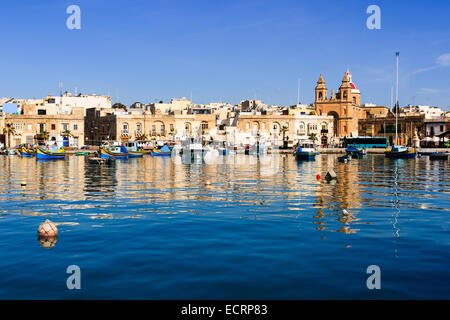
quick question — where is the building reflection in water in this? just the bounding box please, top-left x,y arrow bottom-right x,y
0,153 -> 448,236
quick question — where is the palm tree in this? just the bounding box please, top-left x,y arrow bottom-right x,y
62,129 -> 73,137
136,132 -> 148,141
2,123 -> 16,149
309,133 -> 318,143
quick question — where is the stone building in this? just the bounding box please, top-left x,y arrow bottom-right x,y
0,104 -> 85,147
358,111 -> 425,146
84,107 -> 216,145
294,114 -> 334,146
315,71 -> 366,137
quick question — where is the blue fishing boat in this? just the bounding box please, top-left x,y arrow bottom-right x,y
100,144 -> 129,159
151,145 -> 171,156
294,142 -> 318,161
124,141 -> 145,158
21,146 -> 36,157
36,146 -> 66,160
385,145 -> 416,159
338,154 -> 352,162
345,146 -> 366,158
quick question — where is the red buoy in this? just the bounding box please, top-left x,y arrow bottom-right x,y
316,174 -> 321,180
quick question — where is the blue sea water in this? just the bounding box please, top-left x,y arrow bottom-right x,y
0,154 -> 449,299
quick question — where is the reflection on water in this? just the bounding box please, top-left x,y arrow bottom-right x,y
0,154 -> 449,298
1,154 -> 449,230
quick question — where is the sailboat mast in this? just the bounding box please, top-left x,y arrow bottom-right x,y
395,52 -> 399,145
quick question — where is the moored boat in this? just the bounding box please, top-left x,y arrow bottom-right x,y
294,142 -> 318,161
100,145 -> 129,159
36,146 -> 66,160
384,145 -> 416,159
151,145 -> 171,156
338,154 -> 352,162
21,146 -> 36,157
124,141 -> 145,158
345,146 -> 365,158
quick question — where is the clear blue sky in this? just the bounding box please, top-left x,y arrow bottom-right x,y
1,0 -> 449,108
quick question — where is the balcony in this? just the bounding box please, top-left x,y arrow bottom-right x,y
321,129 -> 328,134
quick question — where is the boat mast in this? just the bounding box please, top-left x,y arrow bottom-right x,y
395,52 -> 399,145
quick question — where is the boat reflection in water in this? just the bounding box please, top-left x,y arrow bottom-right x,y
1,152 -> 449,299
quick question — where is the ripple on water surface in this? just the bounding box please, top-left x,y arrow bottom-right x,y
0,154 -> 449,299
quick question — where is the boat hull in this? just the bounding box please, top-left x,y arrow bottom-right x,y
127,150 -> 145,158
384,151 -> 416,159
21,147 -> 35,157
100,148 -> 128,159
295,152 -> 316,161
151,148 -> 171,156
36,147 -> 66,160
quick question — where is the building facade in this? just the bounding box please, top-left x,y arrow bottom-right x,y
0,104 -> 85,148
315,71 -> 366,137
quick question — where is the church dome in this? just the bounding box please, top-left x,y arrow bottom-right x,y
345,70 -> 360,94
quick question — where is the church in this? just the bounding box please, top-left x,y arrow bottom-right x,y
315,71 -> 366,137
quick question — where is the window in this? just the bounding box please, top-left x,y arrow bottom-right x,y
51,124 -> 56,130
170,124 -> 174,131
318,92 -> 323,99
440,125 -> 444,132
201,122 -> 208,130
12,123 -> 23,131
136,123 -> 142,134
161,124 -> 165,135
37,109 -> 46,115
122,123 -> 129,135
343,91 -> 348,99
28,124 -> 32,131
262,123 -> 266,129
73,124 -> 78,131
62,123 -> 68,131
246,122 -> 250,130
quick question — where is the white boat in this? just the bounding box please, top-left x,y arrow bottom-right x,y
294,142 -> 318,161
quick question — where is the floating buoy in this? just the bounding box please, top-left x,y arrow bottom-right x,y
316,174 -> 321,180
21,181 -> 27,186
343,209 -> 349,215
325,169 -> 337,181
205,180 -> 211,186
37,219 -> 58,237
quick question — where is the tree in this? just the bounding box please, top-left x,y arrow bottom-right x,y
135,132 -> 148,141
309,133 -> 318,143
62,129 -> 73,137
112,103 -> 127,111
130,102 -> 142,109
2,123 -> 16,149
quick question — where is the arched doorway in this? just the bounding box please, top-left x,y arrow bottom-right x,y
328,111 -> 339,137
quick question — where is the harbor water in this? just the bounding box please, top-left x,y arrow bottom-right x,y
0,154 -> 449,299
